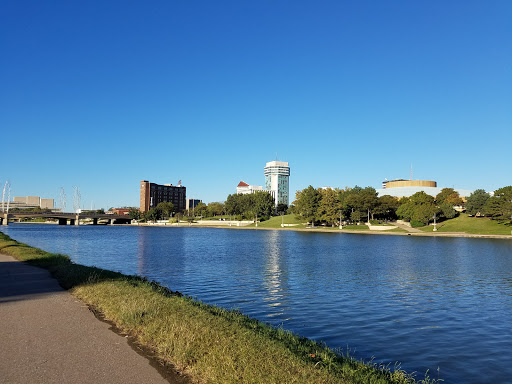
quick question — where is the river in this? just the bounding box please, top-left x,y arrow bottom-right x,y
2,224 -> 511,383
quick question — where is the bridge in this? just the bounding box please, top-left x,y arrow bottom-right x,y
0,212 -> 133,226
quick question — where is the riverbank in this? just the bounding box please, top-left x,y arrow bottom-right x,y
0,231 -> 435,384
133,221 -> 512,240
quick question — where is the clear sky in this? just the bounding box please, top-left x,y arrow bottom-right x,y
1,1 -> 511,211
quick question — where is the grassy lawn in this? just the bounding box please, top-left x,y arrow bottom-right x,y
419,214 -> 512,235
341,224 -> 370,231
0,231 -> 437,384
246,214 -> 305,228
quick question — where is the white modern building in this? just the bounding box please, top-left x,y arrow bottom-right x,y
264,161 -> 290,207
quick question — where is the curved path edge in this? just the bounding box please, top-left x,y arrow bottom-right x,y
0,253 -> 187,384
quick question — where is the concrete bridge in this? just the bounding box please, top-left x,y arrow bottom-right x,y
0,212 -> 133,226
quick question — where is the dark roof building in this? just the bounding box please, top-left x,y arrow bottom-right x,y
140,180 -> 186,213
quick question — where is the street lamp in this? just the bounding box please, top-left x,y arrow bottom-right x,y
433,213 -> 437,231
339,211 -> 343,230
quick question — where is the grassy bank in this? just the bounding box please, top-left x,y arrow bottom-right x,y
0,232 -> 435,384
419,213 -> 512,235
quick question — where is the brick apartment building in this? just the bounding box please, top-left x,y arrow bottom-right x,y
140,180 -> 186,213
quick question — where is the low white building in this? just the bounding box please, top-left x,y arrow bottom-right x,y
236,181 -> 263,195
236,181 -> 276,201
376,186 -> 473,199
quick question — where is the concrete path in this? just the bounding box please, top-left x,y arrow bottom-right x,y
0,254 -> 186,384
391,221 -> 424,233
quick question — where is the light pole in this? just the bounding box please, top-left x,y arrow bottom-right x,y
281,212 -> 284,227
255,214 -> 258,227
339,211 -> 343,230
433,213 -> 437,232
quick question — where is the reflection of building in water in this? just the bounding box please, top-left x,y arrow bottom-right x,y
263,231 -> 289,317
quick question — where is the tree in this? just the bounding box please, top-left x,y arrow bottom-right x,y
436,188 -> 464,207
293,186 -> 320,226
343,187 -> 365,224
128,208 -> 141,220
156,202 -> 174,218
147,208 -> 161,222
465,189 -> 490,216
360,187 -> 379,222
439,202 -> 457,219
253,191 -> 275,219
194,203 -> 208,217
207,202 -> 225,217
396,191 -> 438,226
317,188 -> 340,226
374,195 -> 400,221
276,203 -> 288,214
484,186 -> 512,223
225,194 -> 244,216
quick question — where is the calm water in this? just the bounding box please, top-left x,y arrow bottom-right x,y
3,224 -> 512,383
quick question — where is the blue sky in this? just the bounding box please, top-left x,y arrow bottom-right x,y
1,1 -> 511,211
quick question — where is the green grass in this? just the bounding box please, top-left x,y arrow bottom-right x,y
246,214 -> 305,228
387,228 -> 409,233
418,214 -> 512,235
341,224 -> 370,231
0,231 -> 438,384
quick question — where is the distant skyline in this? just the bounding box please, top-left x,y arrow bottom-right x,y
1,1 -> 511,210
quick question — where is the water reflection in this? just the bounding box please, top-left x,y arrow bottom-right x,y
262,230 -> 289,319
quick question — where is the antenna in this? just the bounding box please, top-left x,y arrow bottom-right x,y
73,186 -> 81,213
59,187 -> 66,212
275,152 -> 278,161
410,164 -> 413,181
2,181 -> 6,212
2,181 -> 11,213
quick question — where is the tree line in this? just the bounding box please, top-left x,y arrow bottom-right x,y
293,185 -> 512,227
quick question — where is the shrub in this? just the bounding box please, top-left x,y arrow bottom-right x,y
411,220 -> 425,228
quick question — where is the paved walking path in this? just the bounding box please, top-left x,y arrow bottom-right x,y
0,254 -> 184,384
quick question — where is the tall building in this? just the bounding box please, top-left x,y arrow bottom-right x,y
140,180 -> 186,213
264,161 -> 290,207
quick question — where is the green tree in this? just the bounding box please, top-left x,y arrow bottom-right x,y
465,189 -> 490,216
396,192 -> 438,226
374,195 -> 400,221
317,188 -> 340,226
343,187 -> 365,223
194,203 -> 208,217
147,208 -> 161,222
207,202 -> 225,217
293,186 -> 320,226
360,187 -> 379,222
436,188 -> 464,207
276,203 -> 288,214
225,194 -> 242,215
156,202 -> 174,218
253,191 -> 275,219
484,186 -> 512,223
128,208 -> 141,220
439,202 -> 457,219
